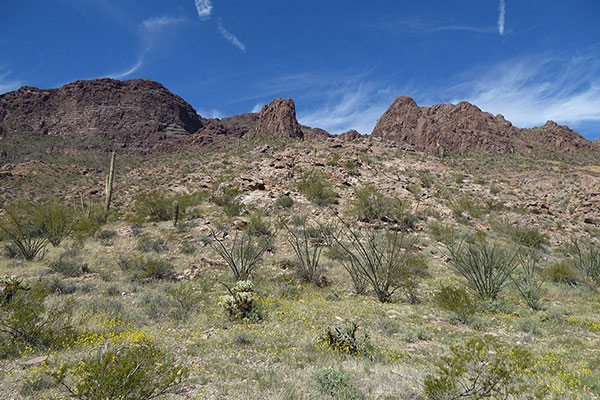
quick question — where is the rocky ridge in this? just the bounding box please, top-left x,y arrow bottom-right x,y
371,95 -> 597,156
0,78 -> 205,143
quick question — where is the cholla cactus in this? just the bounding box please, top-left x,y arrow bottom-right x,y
1,276 -> 28,305
219,280 -> 261,321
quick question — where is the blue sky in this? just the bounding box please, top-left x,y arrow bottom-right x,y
1,1 -> 599,139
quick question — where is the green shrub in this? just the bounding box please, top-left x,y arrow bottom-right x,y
284,220 -> 327,286
30,198 -> 75,246
43,276 -> 77,295
448,241 -> 518,299
209,229 -> 273,280
429,221 -> 456,246
0,282 -> 72,349
246,210 -> 272,237
312,367 -> 363,399
329,224 -> 422,303
219,280 -> 263,321
567,239 -> 600,285
47,249 -> 89,277
434,284 -> 476,324
512,250 -> 546,310
74,203 -> 106,236
509,225 -> 548,250
0,205 -> 49,261
275,195 -> 294,209
133,190 -> 173,222
297,169 -> 338,206
52,335 -> 188,400
352,186 -> 412,229
318,320 -> 371,355
1,276 -> 28,305
544,260 -> 578,285
424,336 -> 533,400
211,186 -> 244,217
136,236 -> 170,253
118,255 -> 175,282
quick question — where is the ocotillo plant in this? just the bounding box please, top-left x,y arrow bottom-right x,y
172,200 -> 179,227
104,151 -> 116,222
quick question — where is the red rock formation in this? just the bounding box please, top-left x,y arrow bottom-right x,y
0,78 -> 204,140
523,120 -> 596,153
338,129 -> 363,141
252,98 -> 303,139
371,96 -> 521,154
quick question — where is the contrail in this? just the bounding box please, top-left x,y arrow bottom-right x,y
498,0 -> 506,35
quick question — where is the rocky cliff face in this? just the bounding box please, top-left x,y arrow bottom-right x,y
0,78 -> 205,141
371,96 -> 597,156
371,96 -> 521,154
252,98 -> 304,139
522,120 -> 596,153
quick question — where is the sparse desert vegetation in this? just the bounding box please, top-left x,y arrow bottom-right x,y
1,134 -> 600,400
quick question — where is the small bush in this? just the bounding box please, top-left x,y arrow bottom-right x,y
43,277 -> 77,295
133,190 -> 173,222
429,221 -> 456,246
0,282 -> 72,349
544,260 -> 578,285
297,169 -> 338,206
0,205 -> 49,261
352,186 -> 413,229
275,195 -> 294,209
31,198 -> 75,246
246,210 -> 272,237
312,367 -> 363,400
136,236 -> 170,253
434,284 -> 476,324
118,255 -> 175,282
318,320 -> 371,355
212,186 -> 244,217
329,223 -> 422,303
284,220 -> 328,286
448,241 -> 518,299
209,229 -> 273,280
52,334 -> 188,400
424,336 -> 533,400
47,249 -> 89,277
567,239 -> 600,285
512,250 -> 546,310
219,280 -> 263,321
509,225 -> 548,250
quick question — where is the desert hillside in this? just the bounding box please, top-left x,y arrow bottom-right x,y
0,79 -> 599,399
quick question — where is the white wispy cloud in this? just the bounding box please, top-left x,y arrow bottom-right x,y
389,18 -> 496,34
197,108 -> 224,119
446,52 -> 600,127
108,15 -> 184,79
109,58 -> 144,79
194,0 -> 213,20
142,16 -> 185,31
298,83 -> 393,134
498,0 -> 506,35
217,22 -> 246,51
0,68 -> 22,94
251,103 -> 263,113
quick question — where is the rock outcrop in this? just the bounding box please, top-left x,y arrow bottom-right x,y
522,120 -> 596,153
371,96 -> 597,156
371,96 -> 520,154
252,98 -> 303,139
0,78 -> 204,141
338,129 -> 363,141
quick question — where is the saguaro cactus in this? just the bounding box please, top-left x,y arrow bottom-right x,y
172,200 -> 179,227
104,151 -> 116,222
